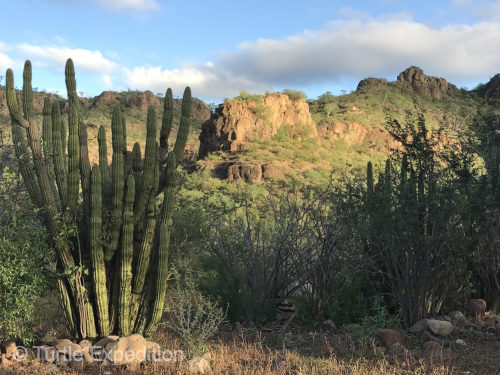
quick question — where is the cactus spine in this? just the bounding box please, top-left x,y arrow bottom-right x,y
6,58 -> 191,339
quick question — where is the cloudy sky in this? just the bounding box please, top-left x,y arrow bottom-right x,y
1,0 -> 500,101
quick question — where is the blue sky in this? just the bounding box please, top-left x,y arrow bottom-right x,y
1,0 -> 500,102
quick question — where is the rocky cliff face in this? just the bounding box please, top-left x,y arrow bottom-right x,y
198,94 -> 317,158
397,67 -> 457,99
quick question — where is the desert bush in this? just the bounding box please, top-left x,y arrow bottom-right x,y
0,152 -> 53,343
200,183 -> 363,325
162,286 -> 226,355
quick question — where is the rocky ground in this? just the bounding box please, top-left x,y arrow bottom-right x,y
0,303 -> 499,374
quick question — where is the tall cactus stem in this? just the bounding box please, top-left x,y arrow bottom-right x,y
65,59 -> 80,212
118,174 -> 135,336
159,88 -> 173,160
52,102 -> 68,206
105,106 -> 125,262
90,165 -> 110,336
172,87 -> 191,166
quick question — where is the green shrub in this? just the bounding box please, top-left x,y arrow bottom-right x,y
162,287 -> 226,355
282,89 -> 307,101
0,164 -> 53,343
358,296 -> 402,339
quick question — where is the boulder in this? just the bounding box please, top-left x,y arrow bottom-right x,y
469,299 -> 487,320
375,328 -> 410,349
409,319 -> 428,333
54,339 -> 82,356
427,319 -> 454,337
94,335 -> 119,349
78,339 -> 92,353
0,354 -> 12,367
3,342 -> 17,360
448,311 -> 474,328
105,334 -> 156,365
188,355 -> 211,374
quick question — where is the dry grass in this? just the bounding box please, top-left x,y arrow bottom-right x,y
2,328 -> 499,375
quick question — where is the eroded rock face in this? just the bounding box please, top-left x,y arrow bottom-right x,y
127,90 -> 161,111
199,94 -> 317,158
397,67 -> 457,99
92,91 -> 120,109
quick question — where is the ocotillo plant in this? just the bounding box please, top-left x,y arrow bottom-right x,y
5,59 -> 191,339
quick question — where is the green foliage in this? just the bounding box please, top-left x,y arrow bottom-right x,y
233,90 -> 265,103
0,163 -> 52,343
282,89 -> 307,101
359,296 -> 402,339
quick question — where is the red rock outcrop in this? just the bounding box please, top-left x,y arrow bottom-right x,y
199,94 -> 317,158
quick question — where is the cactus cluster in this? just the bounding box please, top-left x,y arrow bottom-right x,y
6,59 -> 191,339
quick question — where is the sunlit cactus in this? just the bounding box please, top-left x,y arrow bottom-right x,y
5,59 -> 191,339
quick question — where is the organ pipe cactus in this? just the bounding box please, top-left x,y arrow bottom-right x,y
6,59 -> 191,339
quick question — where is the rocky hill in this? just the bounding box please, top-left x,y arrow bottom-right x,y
2,67 -> 499,185
196,67 -> 495,184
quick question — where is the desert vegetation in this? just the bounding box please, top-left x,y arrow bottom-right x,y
0,60 -> 500,374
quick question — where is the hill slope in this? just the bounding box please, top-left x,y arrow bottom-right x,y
195,67 -> 492,184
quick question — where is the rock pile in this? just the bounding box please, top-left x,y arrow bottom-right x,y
375,299 -> 498,356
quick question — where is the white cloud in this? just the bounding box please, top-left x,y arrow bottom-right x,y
122,17 -> 500,99
102,74 -> 113,88
17,44 -> 118,73
0,53 -> 13,74
0,42 -> 12,73
122,63 -> 268,98
93,0 -> 160,11
6,15 -> 500,100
